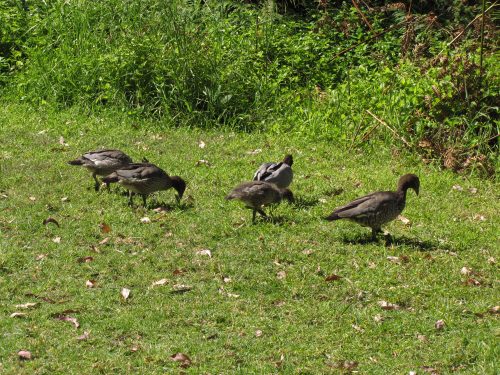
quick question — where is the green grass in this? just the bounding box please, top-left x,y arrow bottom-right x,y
0,104 -> 498,374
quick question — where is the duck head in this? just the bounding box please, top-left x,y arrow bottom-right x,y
397,174 -> 420,196
171,176 -> 186,202
283,154 -> 293,166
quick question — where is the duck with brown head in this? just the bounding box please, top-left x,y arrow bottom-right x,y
102,163 -> 186,206
226,181 -> 294,224
325,174 -> 420,240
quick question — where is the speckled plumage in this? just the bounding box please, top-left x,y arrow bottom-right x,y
102,163 -> 186,206
325,174 -> 420,239
68,149 -> 133,191
226,181 -> 294,223
253,154 -> 293,188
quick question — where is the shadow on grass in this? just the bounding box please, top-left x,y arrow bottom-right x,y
148,200 -> 194,212
293,196 -> 320,209
340,234 -> 449,251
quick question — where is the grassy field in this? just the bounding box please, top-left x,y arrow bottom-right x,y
0,104 -> 498,374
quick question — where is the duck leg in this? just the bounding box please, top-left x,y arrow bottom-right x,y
92,173 -> 100,192
141,194 -> 147,207
128,192 -> 135,206
252,209 -> 257,224
371,228 -> 383,241
257,208 -> 267,218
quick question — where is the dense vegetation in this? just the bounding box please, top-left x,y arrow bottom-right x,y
0,0 -> 498,172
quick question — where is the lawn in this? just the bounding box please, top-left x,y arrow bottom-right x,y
0,104 -> 498,374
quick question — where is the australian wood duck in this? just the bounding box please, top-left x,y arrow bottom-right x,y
253,154 -> 293,188
102,163 -> 186,206
68,149 -> 133,191
325,174 -> 420,240
226,181 -> 294,223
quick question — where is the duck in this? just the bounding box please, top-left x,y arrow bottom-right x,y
68,149 -> 133,191
325,174 -> 420,240
253,154 -> 293,188
102,163 -> 186,206
226,181 -> 294,223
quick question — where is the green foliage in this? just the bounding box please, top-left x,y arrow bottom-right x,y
1,0 -> 498,171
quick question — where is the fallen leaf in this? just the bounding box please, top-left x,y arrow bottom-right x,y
325,274 -> 342,282
151,278 -> 169,287
130,345 -> 139,352
398,215 -> 411,225
472,214 -> 486,221
29,196 -> 36,201
487,257 -> 496,264
422,366 -> 439,374
61,197 -> 69,202
196,249 -> 212,257
52,236 -> 61,244
277,271 -> 286,280
99,237 -> 110,245
302,249 -> 314,255
172,269 -> 184,276
171,352 -> 192,368
343,361 -> 358,371
352,324 -> 364,332
223,276 -> 231,283
246,148 -> 262,155
198,140 -> 206,148
55,315 -> 80,328
255,330 -> 263,337
140,217 -> 151,224
368,262 -> 376,269
378,300 -> 400,310
77,331 -> 90,341
373,314 -> 384,323
435,319 -> 445,330
488,306 -> 499,314
99,222 -> 111,233
121,288 -> 131,300
43,217 -> 60,227
417,334 -> 428,342
18,350 -> 32,360
195,159 -> 211,167
465,277 -> 481,286
15,302 -> 38,309
35,253 -> 47,261
59,136 -> 69,146
452,185 -> 463,191
85,280 -> 96,288
10,312 -> 27,318
409,371 -> 417,375
468,187 -> 478,194
387,255 -> 410,264
77,256 -> 94,263
171,284 -> 192,293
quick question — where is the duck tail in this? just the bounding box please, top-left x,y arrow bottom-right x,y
324,212 -> 340,221
68,158 -> 84,166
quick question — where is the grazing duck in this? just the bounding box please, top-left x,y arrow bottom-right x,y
253,154 -> 293,188
102,163 -> 186,206
325,174 -> 420,240
68,149 -> 133,191
226,181 -> 294,223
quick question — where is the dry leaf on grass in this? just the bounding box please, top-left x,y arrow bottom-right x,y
99,222 -> 112,233
325,274 -> 342,282
18,350 -> 32,360
255,330 -> 263,337
55,315 -> 80,328
151,278 -> 169,287
246,148 -> 262,155
195,159 -> 211,167
121,288 -> 131,300
277,271 -> 286,280
36,254 -> 48,261
59,136 -> 69,146
77,256 -> 94,263
196,249 -> 212,257
435,319 -> 445,330
140,217 -> 151,224
198,140 -> 206,148
460,266 -> 472,275
29,196 -> 36,201
43,217 -> 60,227
378,300 -> 401,310
387,255 -> 409,264
85,280 -> 96,288
15,302 -> 38,309
170,352 -> 192,368
171,284 -> 192,293
10,312 -> 27,318
76,331 -> 90,341
398,215 -> 411,225
52,236 -> 61,244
